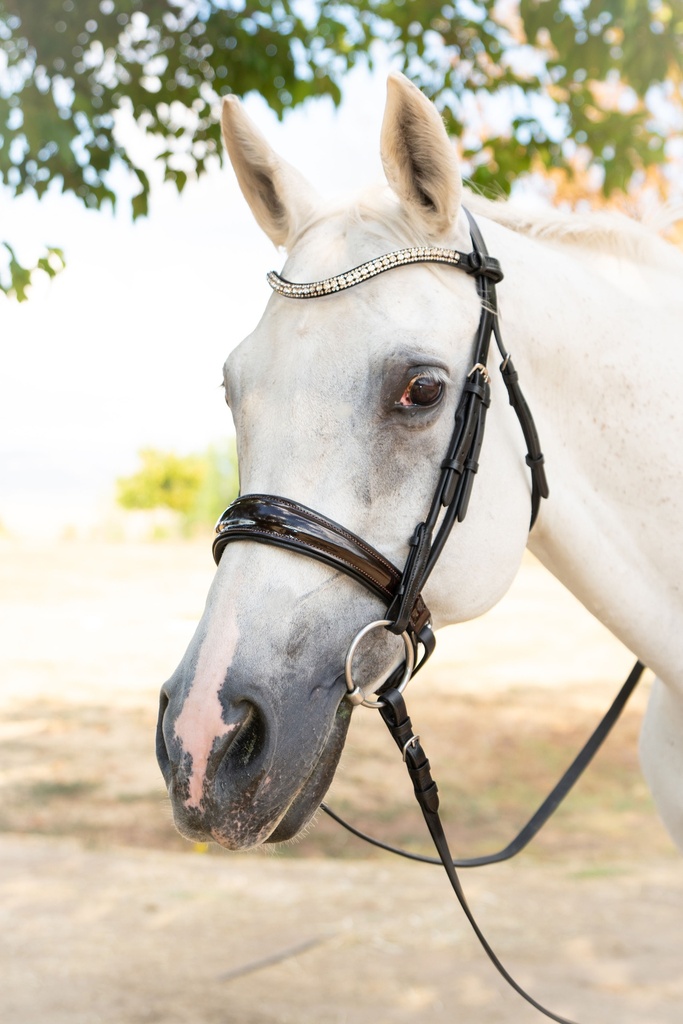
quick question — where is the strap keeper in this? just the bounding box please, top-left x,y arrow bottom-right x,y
408,525 -> 422,546
464,379 -> 488,401
466,252 -> 504,283
441,455 -> 465,474
526,452 -> 545,468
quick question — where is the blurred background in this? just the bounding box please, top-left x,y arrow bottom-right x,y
2,3 -> 683,1022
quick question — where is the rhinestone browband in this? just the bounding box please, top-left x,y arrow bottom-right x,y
267,245 -> 469,298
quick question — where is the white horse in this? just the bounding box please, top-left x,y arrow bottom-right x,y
156,72 -> 683,857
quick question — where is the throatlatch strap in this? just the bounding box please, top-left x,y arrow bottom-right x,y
465,209 -> 549,531
499,349 -> 549,529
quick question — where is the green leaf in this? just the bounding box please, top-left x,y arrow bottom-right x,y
0,242 -> 66,302
131,190 -> 148,220
3,0 -> 683,289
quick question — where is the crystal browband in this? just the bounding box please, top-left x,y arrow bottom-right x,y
267,245 -> 472,299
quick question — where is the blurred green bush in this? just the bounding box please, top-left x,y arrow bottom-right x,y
116,442 -> 239,534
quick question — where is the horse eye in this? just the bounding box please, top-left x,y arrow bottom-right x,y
398,374 -> 444,408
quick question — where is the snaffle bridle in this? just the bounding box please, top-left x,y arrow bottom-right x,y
212,211 -> 645,1024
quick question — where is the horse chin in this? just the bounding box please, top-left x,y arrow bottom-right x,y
170,698 -> 351,852
264,716 -> 349,845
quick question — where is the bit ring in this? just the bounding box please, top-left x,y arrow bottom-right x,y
344,619 -> 415,709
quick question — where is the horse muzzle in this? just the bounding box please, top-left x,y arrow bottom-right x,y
156,664 -> 352,850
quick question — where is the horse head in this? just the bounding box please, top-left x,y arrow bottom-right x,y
156,74 -> 533,850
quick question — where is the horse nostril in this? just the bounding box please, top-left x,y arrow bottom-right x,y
202,700 -> 269,785
156,691 -> 171,784
226,701 -> 267,771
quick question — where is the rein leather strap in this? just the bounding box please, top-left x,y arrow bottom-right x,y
379,688 -> 579,1024
321,659 -> 646,867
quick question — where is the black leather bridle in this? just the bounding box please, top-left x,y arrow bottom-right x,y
212,211 -> 645,1024
214,213 -> 548,677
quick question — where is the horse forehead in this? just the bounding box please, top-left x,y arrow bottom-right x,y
260,209 -> 480,352
233,263 -> 478,377
228,305 -> 363,414
225,217 -> 482,448
284,210 -> 362,277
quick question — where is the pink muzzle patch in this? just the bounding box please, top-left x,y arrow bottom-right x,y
173,612 -> 240,809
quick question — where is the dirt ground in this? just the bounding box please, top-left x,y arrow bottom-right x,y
1,537 -> 681,1024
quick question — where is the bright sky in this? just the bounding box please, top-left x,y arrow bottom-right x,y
0,62 -> 391,535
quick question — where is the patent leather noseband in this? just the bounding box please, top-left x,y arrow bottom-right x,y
213,494 -> 432,637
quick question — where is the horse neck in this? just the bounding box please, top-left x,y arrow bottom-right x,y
484,214 -> 683,681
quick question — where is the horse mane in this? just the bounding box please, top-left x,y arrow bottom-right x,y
331,186 -> 683,273
465,191 -> 683,271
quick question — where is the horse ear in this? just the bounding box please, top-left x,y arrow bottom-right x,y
380,73 -> 462,237
221,96 -> 320,249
